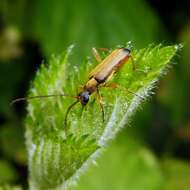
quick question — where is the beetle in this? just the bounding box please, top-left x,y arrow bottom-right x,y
63,47 -> 133,125
11,47 -> 142,126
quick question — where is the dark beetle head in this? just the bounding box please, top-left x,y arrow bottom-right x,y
78,91 -> 90,105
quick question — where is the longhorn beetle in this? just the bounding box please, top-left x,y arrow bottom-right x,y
11,47 -> 144,126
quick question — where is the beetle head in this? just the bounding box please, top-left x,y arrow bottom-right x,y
78,91 -> 90,106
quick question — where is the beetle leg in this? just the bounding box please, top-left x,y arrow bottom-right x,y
103,83 -> 145,100
92,48 -> 102,63
96,89 -> 105,122
103,83 -> 119,89
92,47 -> 110,63
98,48 -> 109,52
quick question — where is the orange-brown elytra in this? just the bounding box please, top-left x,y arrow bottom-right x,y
11,47 -> 138,127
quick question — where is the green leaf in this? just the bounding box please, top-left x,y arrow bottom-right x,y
0,185 -> 22,190
68,134 -> 164,190
0,160 -> 18,184
0,125 -> 26,164
25,44 -> 179,190
162,159 -> 190,190
30,0 -> 162,56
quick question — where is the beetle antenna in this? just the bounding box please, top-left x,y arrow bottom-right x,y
10,94 -> 78,106
64,100 -> 79,128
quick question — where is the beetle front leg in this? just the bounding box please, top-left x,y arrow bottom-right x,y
95,88 -> 105,122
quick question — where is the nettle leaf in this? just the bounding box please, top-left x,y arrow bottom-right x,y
0,185 -> 22,190
25,44 -> 179,190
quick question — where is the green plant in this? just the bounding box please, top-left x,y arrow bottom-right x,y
22,44 -> 179,190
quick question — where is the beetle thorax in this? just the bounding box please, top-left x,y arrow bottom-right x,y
84,78 -> 99,94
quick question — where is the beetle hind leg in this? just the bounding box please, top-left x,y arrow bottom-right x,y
103,83 -> 145,101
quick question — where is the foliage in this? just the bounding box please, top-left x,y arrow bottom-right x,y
0,185 -> 22,190
25,44 -> 178,190
69,132 -> 165,190
0,160 -> 18,184
0,0 -> 189,190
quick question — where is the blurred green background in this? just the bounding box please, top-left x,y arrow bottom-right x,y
0,0 -> 189,189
